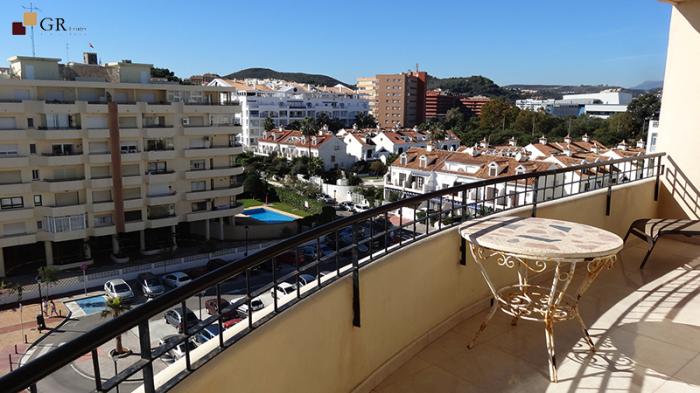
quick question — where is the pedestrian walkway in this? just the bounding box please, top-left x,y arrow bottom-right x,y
0,300 -> 68,375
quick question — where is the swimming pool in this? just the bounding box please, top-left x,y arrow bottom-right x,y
243,208 -> 296,223
73,295 -> 107,316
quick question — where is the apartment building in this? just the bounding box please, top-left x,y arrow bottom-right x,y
254,128 -> 354,170
208,79 -> 369,147
426,90 -> 492,119
371,128 -> 461,154
356,77 -> 377,115
0,55 -> 244,277
370,70 -> 427,128
384,146 -> 557,211
516,89 -> 632,119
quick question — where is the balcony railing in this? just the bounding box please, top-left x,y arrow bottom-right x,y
0,152 -> 665,393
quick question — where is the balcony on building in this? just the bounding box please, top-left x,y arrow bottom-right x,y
32,113 -> 82,139
186,199 -> 244,222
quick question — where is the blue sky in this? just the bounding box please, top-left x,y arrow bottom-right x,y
1,0 -> 671,87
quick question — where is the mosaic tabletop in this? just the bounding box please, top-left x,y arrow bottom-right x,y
459,216 -> 624,260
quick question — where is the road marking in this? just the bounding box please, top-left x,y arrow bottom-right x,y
32,342 -> 65,360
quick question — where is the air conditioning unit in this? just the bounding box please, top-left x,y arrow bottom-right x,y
182,117 -> 190,126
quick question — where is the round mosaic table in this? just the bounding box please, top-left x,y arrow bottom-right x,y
459,216 -> 623,383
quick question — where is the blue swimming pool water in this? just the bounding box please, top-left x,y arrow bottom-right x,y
243,208 -> 296,223
74,295 -> 107,316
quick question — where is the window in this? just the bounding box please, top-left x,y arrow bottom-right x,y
415,177 -> 424,190
32,169 -> 39,180
0,196 -> 23,209
191,181 -> 206,192
192,201 -> 207,212
0,144 -> 19,156
399,154 -> 407,165
27,117 -> 34,128
33,195 -> 42,206
120,143 -> 138,154
190,160 -> 206,170
488,164 -> 498,177
94,215 -> 113,227
148,161 -> 168,174
29,144 -> 36,154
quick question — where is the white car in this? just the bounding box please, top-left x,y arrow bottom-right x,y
270,282 -> 296,300
159,335 -> 196,362
235,298 -> 265,317
104,279 -> 134,301
161,272 -> 192,288
353,204 -> 370,213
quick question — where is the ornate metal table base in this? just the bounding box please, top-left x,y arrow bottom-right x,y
466,244 -> 617,383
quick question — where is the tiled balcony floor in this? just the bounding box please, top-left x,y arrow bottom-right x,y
373,238 -> 700,393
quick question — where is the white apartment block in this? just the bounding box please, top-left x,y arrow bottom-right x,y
208,78 -> 370,147
384,146 -> 558,213
372,128 -> 461,155
0,56 -> 245,277
255,129 -> 354,170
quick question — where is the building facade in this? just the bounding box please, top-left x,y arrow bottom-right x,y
370,71 -> 427,128
356,77 -> 377,116
0,56 -> 245,277
209,79 -> 369,147
254,129 -> 354,170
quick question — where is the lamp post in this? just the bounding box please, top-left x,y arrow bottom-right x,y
80,262 -> 88,296
36,278 -> 44,316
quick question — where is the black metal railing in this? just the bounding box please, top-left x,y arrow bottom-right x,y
0,152 -> 665,393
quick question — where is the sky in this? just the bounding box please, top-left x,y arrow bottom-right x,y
1,0 -> 671,87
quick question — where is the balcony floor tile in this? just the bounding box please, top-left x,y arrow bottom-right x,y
374,239 -> 700,393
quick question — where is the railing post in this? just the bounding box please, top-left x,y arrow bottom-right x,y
606,168 -> 613,216
138,320 -> 155,393
531,175 -> 539,217
654,156 -> 662,202
91,348 -> 102,392
460,238 -> 467,266
352,223 -> 361,328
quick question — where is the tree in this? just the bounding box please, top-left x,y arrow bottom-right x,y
514,110 -> 548,136
369,161 -> 387,176
626,94 -> 661,137
358,186 -> 384,207
101,296 -> 131,354
263,116 -> 276,132
243,172 -> 267,199
354,112 -> 377,129
479,98 -> 520,130
308,157 -> 325,176
37,266 -> 59,300
150,67 -> 182,83
300,117 -> 318,157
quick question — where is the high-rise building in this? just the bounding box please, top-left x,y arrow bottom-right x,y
0,55 -> 244,277
425,90 -> 491,119
368,70 -> 427,128
356,77 -> 377,116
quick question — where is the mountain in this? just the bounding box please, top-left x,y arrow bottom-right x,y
224,68 -> 350,87
631,80 -> 663,91
428,75 -> 519,100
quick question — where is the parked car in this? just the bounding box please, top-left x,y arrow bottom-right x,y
318,195 -> 334,204
193,325 -> 221,346
338,201 -> 354,211
270,282 -> 296,300
297,274 -> 316,288
103,279 -> 134,301
137,273 -> 165,298
159,335 -> 196,361
162,272 -> 192,288
164,307 -> 200,333
353,204 -> 370,213
235,297 -> 265,318
204,298 -> 238,321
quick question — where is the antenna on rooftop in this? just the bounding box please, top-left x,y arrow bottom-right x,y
22,2 -> 40,56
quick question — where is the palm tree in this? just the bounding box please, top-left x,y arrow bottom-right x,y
101,296 -> 131,354
300,117 -> 318,158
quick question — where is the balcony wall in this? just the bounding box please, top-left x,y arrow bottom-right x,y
165,179 -> 660,393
